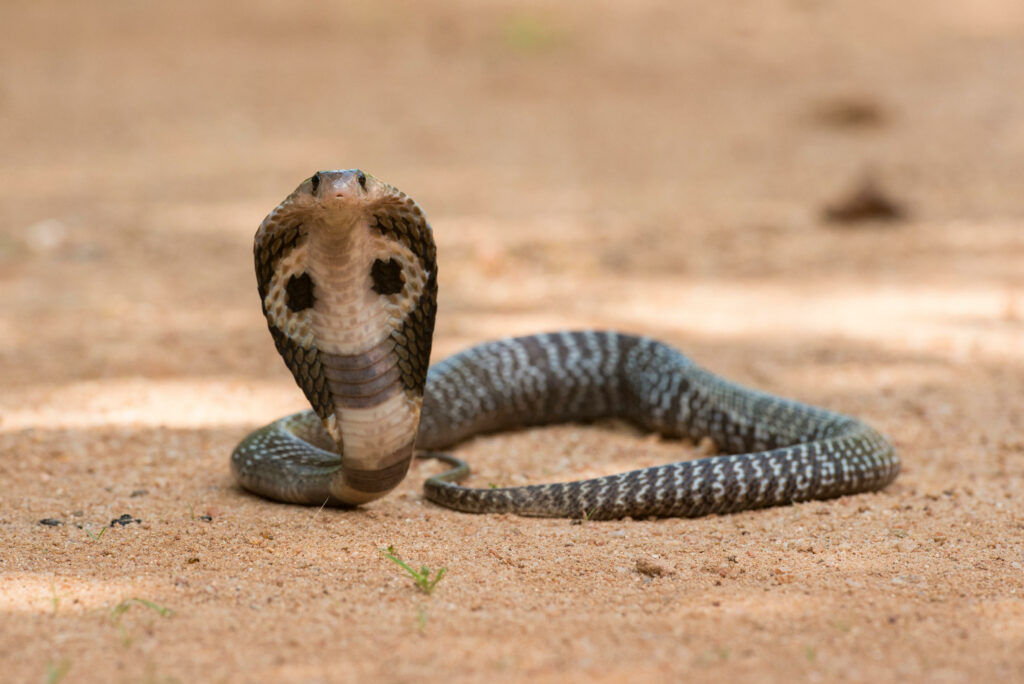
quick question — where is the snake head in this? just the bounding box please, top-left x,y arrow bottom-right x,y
253,170 -> 438,503
296,169 -> 375,214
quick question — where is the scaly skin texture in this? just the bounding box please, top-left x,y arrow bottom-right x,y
232,172 -> 899,518
417,331 -> 897,519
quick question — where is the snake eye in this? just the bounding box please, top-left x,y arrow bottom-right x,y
357,170 -> 367,190
310,173 -> 321,193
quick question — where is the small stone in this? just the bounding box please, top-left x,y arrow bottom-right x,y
704,563 -> 741,579
198,515 -> 213,522
130,489 -> 149,497
110,513 -> 141,526
39,518 -> 63,526
635,558 -> 672,577
774,567 -> 796,584
823,175 -> 906,224
812,95 -> 887,128
897,540 -> 919,553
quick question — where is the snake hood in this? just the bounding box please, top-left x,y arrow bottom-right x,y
253,169 -> 438,504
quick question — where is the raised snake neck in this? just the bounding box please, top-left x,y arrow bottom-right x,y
231,170 -> 899,519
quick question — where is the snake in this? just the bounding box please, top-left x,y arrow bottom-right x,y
230,169 -> 899,520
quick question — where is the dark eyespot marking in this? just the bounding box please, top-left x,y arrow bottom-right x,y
310,173 -> 321,193
356,170 -> 367,190
286,272 -> 315,311
371,258 -> 403,295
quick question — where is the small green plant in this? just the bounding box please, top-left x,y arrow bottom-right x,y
110,598 -> 173,645
829,618 -> 852,633
416,605 -> 429,633
696,646 -> 731,666
45,659 -> 71,684
380,545 -> 446,595
111,597 -> 172,620
501,14 -> 562,53
85,526 -> 107,541
50,583 -> 60,615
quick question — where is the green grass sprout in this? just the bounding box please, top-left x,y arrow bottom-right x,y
45,659 -> 71,684
109,598 -> 173,645
380,545 -> 446,595
416,605 -> 429,633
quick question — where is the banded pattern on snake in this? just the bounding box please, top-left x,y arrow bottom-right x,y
231,170 -> 899,519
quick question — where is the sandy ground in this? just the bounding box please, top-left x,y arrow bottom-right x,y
2,1 -> 1024,681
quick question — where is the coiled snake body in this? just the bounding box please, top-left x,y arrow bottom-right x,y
231,170 -> 899,519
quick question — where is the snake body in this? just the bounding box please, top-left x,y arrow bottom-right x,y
231,170 -> 899,519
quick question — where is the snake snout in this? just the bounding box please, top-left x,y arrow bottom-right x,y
309,169 -> 370,201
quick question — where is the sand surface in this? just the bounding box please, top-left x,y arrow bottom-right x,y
2,1 -> 1024,681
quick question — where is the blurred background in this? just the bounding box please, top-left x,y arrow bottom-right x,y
2,0 -> 1022,393
2,2 -> 1024,681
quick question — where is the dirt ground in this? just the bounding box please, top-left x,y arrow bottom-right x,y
2,1 -> 1024,682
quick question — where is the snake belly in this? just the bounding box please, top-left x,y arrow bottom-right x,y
231,170 -> 899,519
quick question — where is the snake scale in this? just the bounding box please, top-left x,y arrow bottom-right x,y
231,170 -> 899,519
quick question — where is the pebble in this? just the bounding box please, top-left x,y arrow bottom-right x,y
110,513 -> 142,527
635,558 -> 672,577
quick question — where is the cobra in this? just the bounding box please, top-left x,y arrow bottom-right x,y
231,170 -> 899,519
